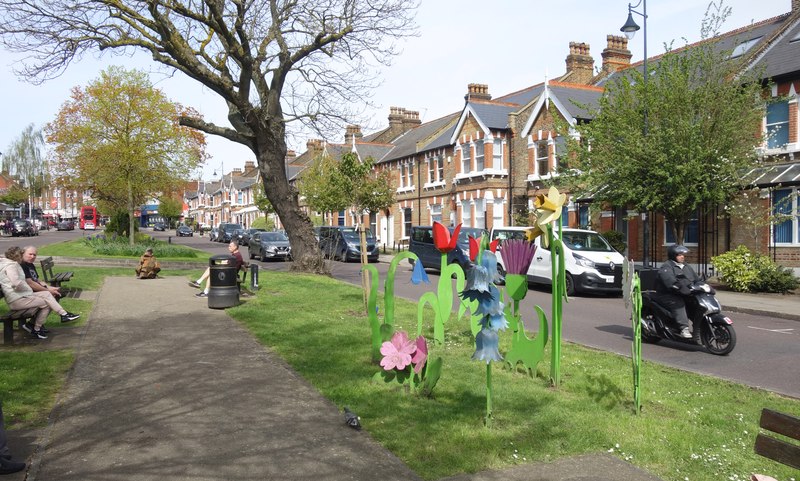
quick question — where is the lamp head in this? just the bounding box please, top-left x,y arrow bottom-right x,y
620,11 -> 640,39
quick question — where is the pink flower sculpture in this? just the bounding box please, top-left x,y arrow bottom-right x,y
380,331 -> 417,371
410,335 -> 428,373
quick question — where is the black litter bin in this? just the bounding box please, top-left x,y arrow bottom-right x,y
208,254 -> 239,309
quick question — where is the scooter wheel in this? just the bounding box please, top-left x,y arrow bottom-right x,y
639,307 -> 661,344
702,324 -> 736,355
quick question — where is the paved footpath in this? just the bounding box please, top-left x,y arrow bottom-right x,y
28,276 -> 421,481
19,276 -> 662,481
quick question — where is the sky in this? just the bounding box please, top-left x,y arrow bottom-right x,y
0,0 -> 790,181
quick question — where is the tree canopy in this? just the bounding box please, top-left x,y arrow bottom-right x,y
45,66 -> 205,243
300,151 -> 395,220
0,0 -> 418,273
2,123 -> 47,214
560,7 -> 767,243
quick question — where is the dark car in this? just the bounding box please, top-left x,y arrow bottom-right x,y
248,231 -> 292,261
56,220 -> 75,231
239,228 -> 264,246
317,226 -> 379,263
218,223 -> 244,243
408,225 -> 486,272
11,219 -> 37,237
176,225 -> 193,237
153,222 -> 166,231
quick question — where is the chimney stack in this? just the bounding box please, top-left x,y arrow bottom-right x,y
601,35 -> 632,75
565,42 -> 595,84
465,83 -> 492,102
344,124 -> 363,144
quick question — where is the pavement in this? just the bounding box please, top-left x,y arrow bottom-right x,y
2,261 -> 797,481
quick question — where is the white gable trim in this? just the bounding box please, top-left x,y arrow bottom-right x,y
520,85 -> 577,138
449,104 -> 491,145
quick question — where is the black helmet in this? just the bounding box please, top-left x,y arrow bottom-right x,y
667,244 -> 689,261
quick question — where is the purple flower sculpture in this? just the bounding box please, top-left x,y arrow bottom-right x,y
501,239 -> 537,275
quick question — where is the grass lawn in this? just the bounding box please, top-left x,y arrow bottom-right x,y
0,266 -> 796,480
228,271 -> 799,481
38,237 -> 210,263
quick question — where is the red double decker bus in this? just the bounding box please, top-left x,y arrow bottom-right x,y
80,206 -> 98,230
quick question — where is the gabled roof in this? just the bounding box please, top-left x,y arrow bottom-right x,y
378,113 -> 460,163
597,11 -> 797,88
520,81 -> 603,137
448,100 -> 521,145
748,14 -> 800,79
353,142 -> 394,162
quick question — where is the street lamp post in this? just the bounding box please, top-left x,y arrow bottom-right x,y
621,0 -> 650,267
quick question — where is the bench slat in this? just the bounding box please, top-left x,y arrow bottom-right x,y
760,408 -> 800,441
755,433 -> 800,469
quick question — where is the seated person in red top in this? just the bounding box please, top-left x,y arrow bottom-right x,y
189,241 -> 247,298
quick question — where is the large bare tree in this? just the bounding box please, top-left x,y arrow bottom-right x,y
0,0 -> 418,273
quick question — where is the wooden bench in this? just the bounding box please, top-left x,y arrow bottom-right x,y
0,290 -> 41,345
39,256 -> 74,288
754,408 -> 800,470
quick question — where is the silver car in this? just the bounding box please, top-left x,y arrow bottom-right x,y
248,231 -> 292,261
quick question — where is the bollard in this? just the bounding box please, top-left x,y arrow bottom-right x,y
250,263 -> 259,289
168,236 -> 172,244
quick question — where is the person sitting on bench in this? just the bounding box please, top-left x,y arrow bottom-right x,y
20,246 -> 62,299
0,247 -> 80,339
189,241 -> 246,298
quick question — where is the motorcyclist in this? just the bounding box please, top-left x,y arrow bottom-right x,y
655,244 -> 700,339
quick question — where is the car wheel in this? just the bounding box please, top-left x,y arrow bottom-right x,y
259,250 -> 266,262
564,273 -> 575,296
248,250 -> 254,260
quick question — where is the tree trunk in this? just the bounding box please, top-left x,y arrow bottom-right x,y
254,141 -> 326,275
127,179 -> 135,246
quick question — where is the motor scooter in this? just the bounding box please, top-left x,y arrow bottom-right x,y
640,281 -> 736,355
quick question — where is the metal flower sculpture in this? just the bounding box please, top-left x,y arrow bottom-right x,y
530,186 -> 569,387
460,235 -> 508,426
623,258 -> 643,414
498,239 -> 549,377
419,222 -> 469,346
365,252 -> 442,396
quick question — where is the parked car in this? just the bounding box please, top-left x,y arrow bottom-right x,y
248,231 -> 292,261
317,226 -> 379,262
153,222 -> 166,231
11,219 -> 37,237
239,228 -> 264,246
208,226 -> 220,242
408,225 -> 486,272
491,226 -> 624,296
176,225 -> 193,237
218,223 -> 244,243
84,221 -> 96,230
56,220 -> 75,231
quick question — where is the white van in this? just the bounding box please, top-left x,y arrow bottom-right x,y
490,226 -> 624,296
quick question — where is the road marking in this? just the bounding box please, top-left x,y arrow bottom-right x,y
747,326 -> 795,334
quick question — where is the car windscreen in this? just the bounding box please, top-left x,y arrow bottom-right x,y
342,231 -> 376,242
561,232 -> 615,252
261,232 -> 288,242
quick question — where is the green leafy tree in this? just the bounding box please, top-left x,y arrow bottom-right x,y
0,185 -> 29,208
560,6 -> 766,243
0,0 -> 417,273
2,123 -> 47,216
45,67 -> 205,245
158,196 -> 184,229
